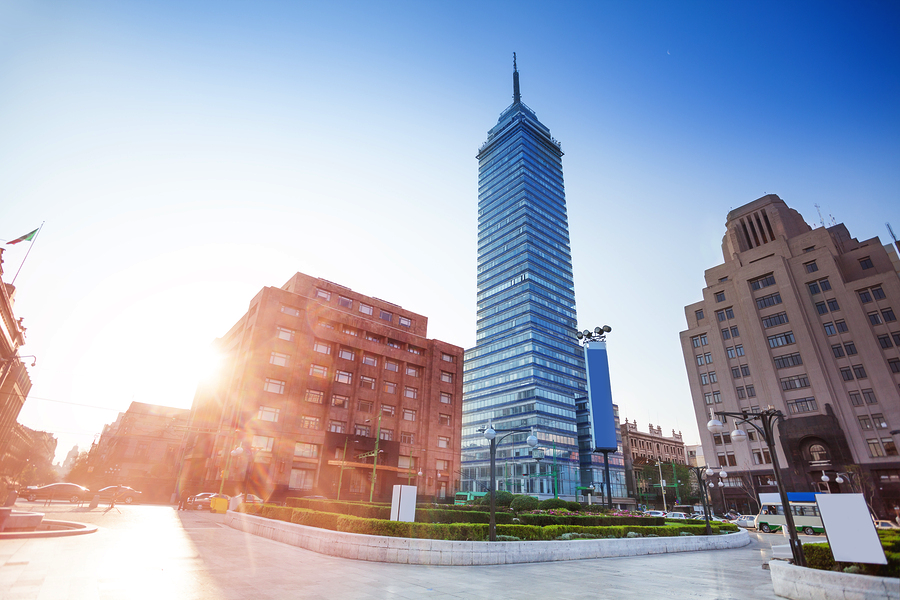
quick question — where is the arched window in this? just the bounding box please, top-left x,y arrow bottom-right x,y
808,444 -> 828,462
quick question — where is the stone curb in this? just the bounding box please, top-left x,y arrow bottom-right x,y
0,519 -> 99,540
225,510 -> 750,565
770,560 -> 899,600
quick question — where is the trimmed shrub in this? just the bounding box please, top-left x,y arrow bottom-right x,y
518,514 -> 665,527
494,491 -> 515,507
803,533 -> 900,578
510,495 -> 540,512
566,501 -> 583,512
539,498 -> 570,511
496,535 -> 521,541
556,532 -> 599,540
416,509 -> 514,525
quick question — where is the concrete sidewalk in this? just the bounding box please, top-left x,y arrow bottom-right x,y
0,502 -> 784,599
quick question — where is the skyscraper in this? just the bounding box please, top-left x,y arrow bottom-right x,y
461,58 -> 588,498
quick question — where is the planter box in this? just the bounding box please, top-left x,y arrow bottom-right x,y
770,560 -> 899,600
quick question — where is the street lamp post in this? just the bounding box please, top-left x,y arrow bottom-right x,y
481,424 -> 539,541
709,409 -> 806,567
364,413 -> 383,503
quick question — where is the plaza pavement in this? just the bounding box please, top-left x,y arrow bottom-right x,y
0,501 -> 807,600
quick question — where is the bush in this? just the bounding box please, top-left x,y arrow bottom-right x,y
539,498 -> 570,511
416,509 -> 514,525
556,532 -> 599,540
566,501 -> 583,512
510,495 -> 540,512
518,514 -> 665,527
803,533 -> 900,578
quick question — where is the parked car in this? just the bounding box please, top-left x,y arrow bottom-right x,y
186,493 -> 217,510
874,520 -> 900,530
186,492 -> 229,511
665,512 -> 691,520
234,493 -> 264,504
733,514 -> 757,529
96,486 -> 142,504
22,482 -> 89,503
644,510 -> 667,518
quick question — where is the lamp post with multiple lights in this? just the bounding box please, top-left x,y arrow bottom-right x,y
481,424 -> 539,541
708,408 -> 806,567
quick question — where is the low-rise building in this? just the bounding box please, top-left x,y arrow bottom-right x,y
181,272 -> 464,503
621,420 -> 686,510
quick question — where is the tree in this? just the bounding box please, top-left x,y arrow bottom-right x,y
66,452 -> 94,486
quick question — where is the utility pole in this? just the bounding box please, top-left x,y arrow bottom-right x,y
657,461 -> 667,512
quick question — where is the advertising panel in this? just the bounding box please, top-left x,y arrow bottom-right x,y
585,340 -> 617,452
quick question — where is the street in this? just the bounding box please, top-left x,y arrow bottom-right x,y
1,502 -> 817,599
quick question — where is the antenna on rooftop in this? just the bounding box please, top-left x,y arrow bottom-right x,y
814,204 -> 825,228
512,52 -> 521,104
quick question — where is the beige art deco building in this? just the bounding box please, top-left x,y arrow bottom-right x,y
680,194 -> 900,516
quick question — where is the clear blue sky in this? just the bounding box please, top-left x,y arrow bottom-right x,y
1,1 -> 897,463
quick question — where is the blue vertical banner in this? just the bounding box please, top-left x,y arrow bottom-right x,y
584,340 -> 618,452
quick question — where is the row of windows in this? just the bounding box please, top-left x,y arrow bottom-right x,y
691,334 -> 709,348
858,413 -> 889,431
840,365 -> 868,381
858,286 -> 886,304
786,397 -> 817,414
831,342 -> 857,357
761,312 -> 789,328
731,365 -> 751,379
807,278 -> 832,295
699,371 -> 718,385
815,298 -> 840,314
695,353 -> 712,366
867,437 -> 898,458
877,332 -> 900,348
823,320 -> 849,336
721,326 -> 740,340
735,385 -> 756,399
868,308 -> 897,325
750,274 -> 776,291
767,331 -> 795,348
726,345 -> 745,358
756,293 -> 782,310
311,291 -> 414,328
849,389 -> 877,405
716,307 -> 735,321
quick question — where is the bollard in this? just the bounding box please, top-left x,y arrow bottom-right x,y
89,495 -> 100,509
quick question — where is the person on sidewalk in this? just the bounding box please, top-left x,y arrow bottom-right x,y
178,489 -> 191,511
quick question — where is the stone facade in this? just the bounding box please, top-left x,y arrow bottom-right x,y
681,194 -> 900,516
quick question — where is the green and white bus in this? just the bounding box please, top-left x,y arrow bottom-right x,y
756,492 -> 824,535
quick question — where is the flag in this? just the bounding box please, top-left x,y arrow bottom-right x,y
6,229 -> 39,245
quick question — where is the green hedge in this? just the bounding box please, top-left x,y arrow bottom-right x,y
239,504 -> 731,542
284,498 -> 391,519
518,514 -> 665,527
416,509 -> 514,525
803,531 -> 900,578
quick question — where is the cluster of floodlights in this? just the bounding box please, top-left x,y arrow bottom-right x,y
575,325 -> 612,341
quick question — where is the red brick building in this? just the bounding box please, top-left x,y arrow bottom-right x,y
181,272 -> 464,503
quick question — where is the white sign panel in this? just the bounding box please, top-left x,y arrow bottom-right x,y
816,493 -> 886,565
390,485 -> 417,522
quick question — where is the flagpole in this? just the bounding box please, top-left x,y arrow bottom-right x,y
11,222 -> 44,286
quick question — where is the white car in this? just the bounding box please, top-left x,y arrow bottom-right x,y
644,510 -> 667,518
874,520 -> 900,530
666,512 -> 691,520
733,514 -> 757,529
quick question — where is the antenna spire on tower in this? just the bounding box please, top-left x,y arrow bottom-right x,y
513,52 -> 521,104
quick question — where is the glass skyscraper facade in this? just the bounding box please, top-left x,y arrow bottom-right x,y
461,62 -> 588,498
